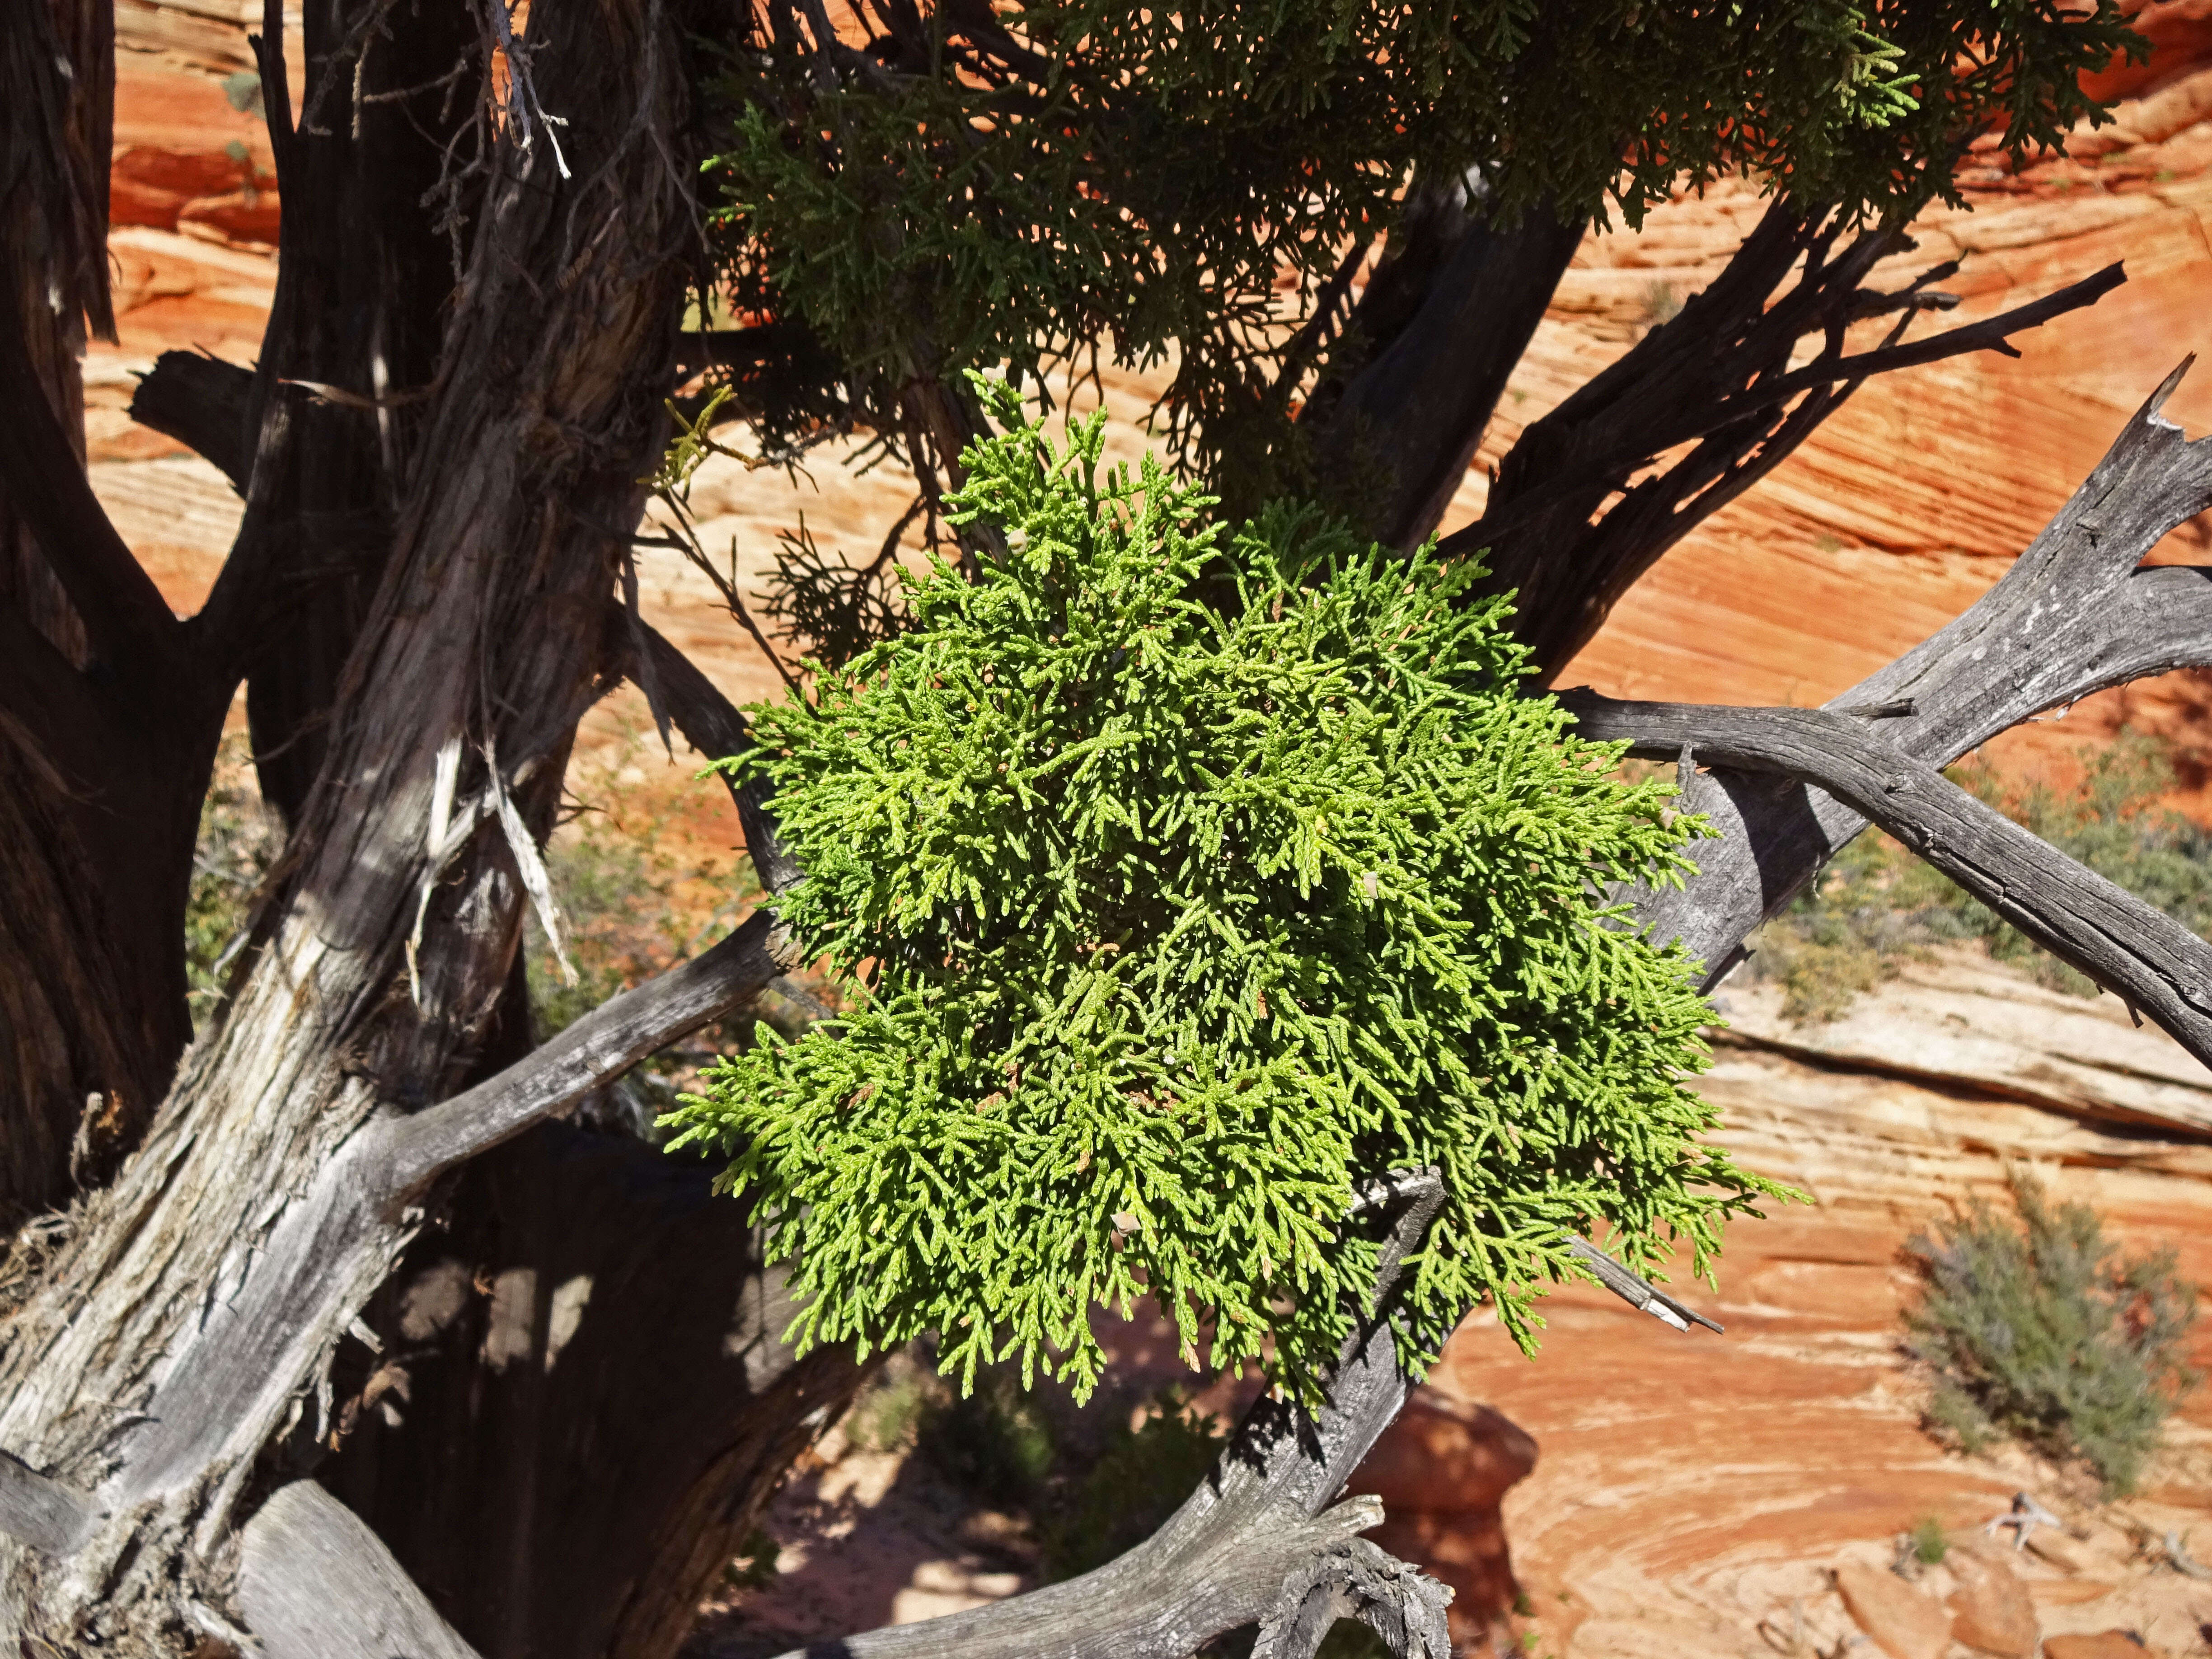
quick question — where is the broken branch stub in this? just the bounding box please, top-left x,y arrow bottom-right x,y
1253,1537 -> 1456,1659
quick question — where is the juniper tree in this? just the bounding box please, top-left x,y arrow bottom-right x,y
5,2 -> 2211,1657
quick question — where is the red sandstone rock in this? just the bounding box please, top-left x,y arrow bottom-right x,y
1350,1391 -> 1538,1515
1345,1391 -> 1539,1650
1835,1565 -> 1954,1659
1948,1552 -> 2041,1658
2045,1632 -> 2157,1659
177,187 -> 279,247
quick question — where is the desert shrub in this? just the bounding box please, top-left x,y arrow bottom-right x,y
914,1372 -> 1058,1507
1040,1392 -> 1228,1580
665,386 -> 1785,1404
1903,1172 -> 2198,1494
1908,1514 -> 1949,1566
842,1361 -> 934,1454
1750,736 -> 2212,1021
185,734 -> 282,1026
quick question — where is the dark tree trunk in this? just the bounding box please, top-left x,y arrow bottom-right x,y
0,0 -> 854,1650
1305,184 -> 1584,553
325,1123 -> 864,1659
108,5 -> 874,1648
0,0 -> 206,1223
234,0 -> 481,825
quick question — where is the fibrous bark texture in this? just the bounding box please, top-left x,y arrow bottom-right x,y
0,0 -> 195,1228
0,0 -> 776,1647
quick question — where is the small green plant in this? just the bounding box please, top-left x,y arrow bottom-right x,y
185,735 -> 282,1026
915,1372 -> 1057,1507
665,386 -> 1787,1404
1908,1514 -> 1949,1565
1903,1172 -> 2198,1495
723,1525 -> 780,1592
1040,1392 -> 1227,1580
842,1363 -> 933,1454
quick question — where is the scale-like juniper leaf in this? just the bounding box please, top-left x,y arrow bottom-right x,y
664,384 -> 1789,1402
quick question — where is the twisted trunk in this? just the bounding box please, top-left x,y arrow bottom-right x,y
0,1 -> 857,1650
0,0 -> 195,1226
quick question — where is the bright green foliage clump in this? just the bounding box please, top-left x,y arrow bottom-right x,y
1905,1173 -> 2198,1495
706,0 -> 2135,487
664,389 -> 1783,1401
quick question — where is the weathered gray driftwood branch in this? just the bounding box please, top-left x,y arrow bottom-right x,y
103,903 -> 789,1526
238,1481 -> 479,1659
1561,690 -> 2212,1067
0,1454 -> 94,1558
370,907 -> 792,1200
771,1174 -> 1453,1659
1630,357 -> 2212,984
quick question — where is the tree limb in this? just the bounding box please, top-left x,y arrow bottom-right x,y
1561,690 -> 2212,1069
0,600 -> 123,792
238,1480 -> 482,1659
1435,195 -> 2127,676
0,257 -> 187,682
1253,1538 -> 1454,1659
369,909 -> 793,1202
607,605 -> 802,895
1304,183 -> 1585,550
1629,357 -> 2212,984
128,350 -> 254,492
1671,262 -> 2126,455
1451,259 -> 2124,569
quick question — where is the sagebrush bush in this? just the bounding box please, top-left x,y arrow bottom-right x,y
1040,1394 -> 1228,1580
664,387 -> 1786,1401
1904,1172 -> 2198,1494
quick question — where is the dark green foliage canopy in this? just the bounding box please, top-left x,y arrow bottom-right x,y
664,387 -> 1786,1400
704,0 -> 2137,488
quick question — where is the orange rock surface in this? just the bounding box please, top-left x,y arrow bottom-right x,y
1838,1563 -> 1957,1659
1948,1550 -> 2041,1659
1345,1392 -> 1540,1649
2046,1633 -> 2162,1659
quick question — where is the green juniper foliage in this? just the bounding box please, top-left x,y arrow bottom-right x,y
663,387 -> 1787,1402
1905,1172 -> 2198,1495
703,1 -> 2136,494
